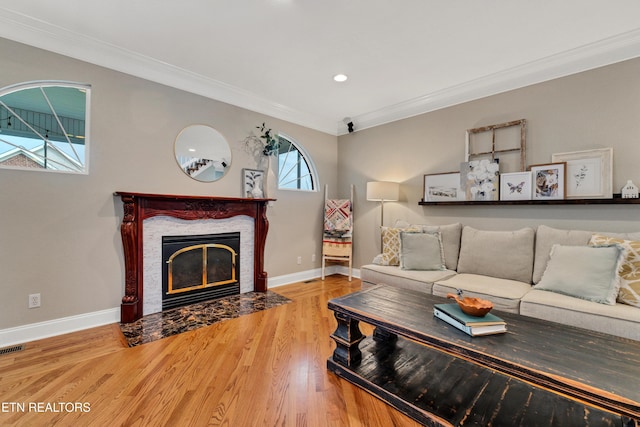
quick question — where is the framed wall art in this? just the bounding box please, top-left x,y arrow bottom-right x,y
460,159 -> 500,201
530,163 -> 566,200
551,148 -> 613,199
242,168 -> 264,198
500,171 -> 532,201
423,172 -> 464,202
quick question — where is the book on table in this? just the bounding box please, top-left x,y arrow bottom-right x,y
434,303 -> 507,336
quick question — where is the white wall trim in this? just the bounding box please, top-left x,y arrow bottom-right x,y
268,266 -> 361,288
1,7 -> 639,136
347,28 -> 640,134
0,269 -> 359,347
0,308 -> 120,348
333,265 -> 361,280
0,7 -> 338,135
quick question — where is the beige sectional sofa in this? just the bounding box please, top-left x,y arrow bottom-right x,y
361,223 -> 640,341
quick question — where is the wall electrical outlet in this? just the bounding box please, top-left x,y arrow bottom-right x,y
297,256 -> 302,265
311,254 -> 316,262
29,293 -> 41,309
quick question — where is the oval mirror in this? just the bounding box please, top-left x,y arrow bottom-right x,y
174,125 -> 231,182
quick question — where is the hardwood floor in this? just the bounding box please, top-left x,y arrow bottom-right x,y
0,276 -> 421,426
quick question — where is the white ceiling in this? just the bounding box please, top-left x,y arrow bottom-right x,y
1,1 -> 640,135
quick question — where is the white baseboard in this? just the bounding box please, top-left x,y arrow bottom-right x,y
268,266 -> 361,288
333,265 -> 361,280
0,268 -> 361,347
0,308 -> 120,347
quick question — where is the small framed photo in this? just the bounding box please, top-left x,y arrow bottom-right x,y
552,148 -> 613,199
500,172 -> 532,201
423,172 -> 464,202
242,168 -> 264,198
529,163 -> 566,200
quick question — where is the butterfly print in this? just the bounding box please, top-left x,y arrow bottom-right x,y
507,181 -> 525,194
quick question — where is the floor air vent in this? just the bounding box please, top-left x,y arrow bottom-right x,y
0,344 -> 25,355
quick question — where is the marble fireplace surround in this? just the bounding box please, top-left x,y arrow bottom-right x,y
115,192 -> 273,323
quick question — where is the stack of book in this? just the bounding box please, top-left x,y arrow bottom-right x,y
434,303 -> 507,336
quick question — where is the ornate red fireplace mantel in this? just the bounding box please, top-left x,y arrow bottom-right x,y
115,192 -> 274,323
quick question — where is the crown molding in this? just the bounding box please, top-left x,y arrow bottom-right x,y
2,8 -> 639,137
343,28 -> 640,135
0,7 -> 339,135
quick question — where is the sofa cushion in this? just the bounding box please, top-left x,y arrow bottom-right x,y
590,234 -> 640,308
456,226 -> 535,283
534,244 -> 623,305
533,225 -> 640,284
399,231 -> 445,271
520,289 -> 640,341
433,273 -> 532,313
360,264 -> 456,294
373,226 -> 421,266
416,223 -> 463,270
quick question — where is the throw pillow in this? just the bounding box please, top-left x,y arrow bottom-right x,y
532,225 -> 593,284
534,244 -> 623,305
399,231 -> 445,271
415,223 -> 462,270
533,225 -> 640,284
589,234 -> 640,308
373,226 -> 421,266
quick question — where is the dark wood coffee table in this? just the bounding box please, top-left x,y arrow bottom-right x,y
327,285 -> 640,426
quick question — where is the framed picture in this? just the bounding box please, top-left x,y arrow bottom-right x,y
529,163 -> 566,200
423,172 -> 464,202
500,172 -> 532,201
242,168 -> 264,198
551,148 -> 613,199
460,160 -> 500,201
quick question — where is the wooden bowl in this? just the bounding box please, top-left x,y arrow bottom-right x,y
446,293 -> 493,317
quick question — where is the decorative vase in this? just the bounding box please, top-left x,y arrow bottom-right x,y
621,180 -> 639,199
259,155 -> 277,199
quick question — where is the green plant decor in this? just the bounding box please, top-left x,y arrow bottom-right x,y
243,122 -> 281,169
256,122 -> 280,156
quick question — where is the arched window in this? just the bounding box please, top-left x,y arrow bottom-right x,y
0,81 -> 91,174
277,134 -> 317,191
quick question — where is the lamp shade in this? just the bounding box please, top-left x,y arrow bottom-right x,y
366,181 -> 400,201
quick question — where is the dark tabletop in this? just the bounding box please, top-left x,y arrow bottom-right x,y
329,285 -> 640,415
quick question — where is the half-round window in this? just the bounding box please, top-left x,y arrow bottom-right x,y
0,81 -> 90,174
277,134 -> 317,191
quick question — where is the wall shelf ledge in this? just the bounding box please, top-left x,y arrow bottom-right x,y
419,195 -> 640,206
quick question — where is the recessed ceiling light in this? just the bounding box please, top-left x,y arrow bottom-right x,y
333,74 -> 348,82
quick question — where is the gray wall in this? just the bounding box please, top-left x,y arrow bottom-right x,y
0,38 -> 338,329
3,35 -> 639,332
338,58 -> 640,268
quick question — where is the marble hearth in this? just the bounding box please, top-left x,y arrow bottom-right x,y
115,192 -> 273,323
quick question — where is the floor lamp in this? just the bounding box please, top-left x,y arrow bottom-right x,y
367,181 -> 400,249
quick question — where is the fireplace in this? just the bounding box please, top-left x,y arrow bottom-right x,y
115,192 -> 273,323
162,232 -> 240,310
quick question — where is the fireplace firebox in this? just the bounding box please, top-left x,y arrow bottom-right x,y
162,232 -> 240,310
